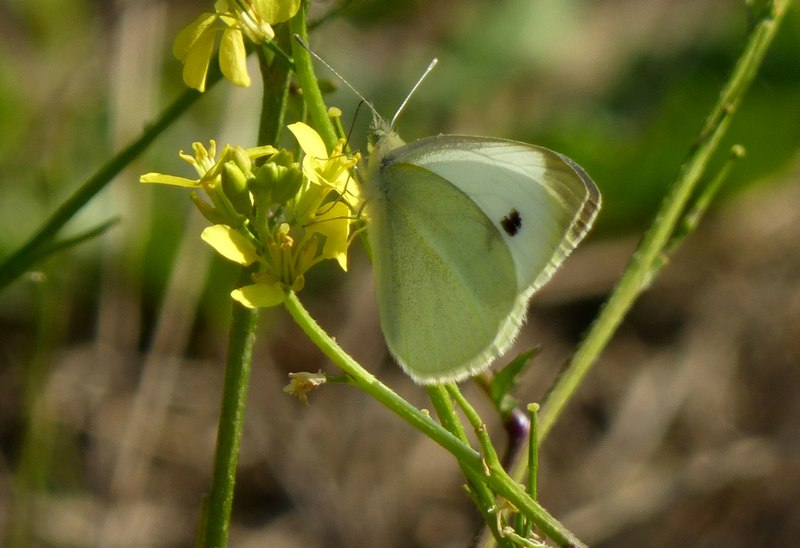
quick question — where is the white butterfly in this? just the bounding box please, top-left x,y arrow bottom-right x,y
362,116 -> 600,384
297,45 -> 602,384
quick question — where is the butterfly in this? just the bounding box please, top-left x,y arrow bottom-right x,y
359,111 -> 600,384
298,43 -> 602,384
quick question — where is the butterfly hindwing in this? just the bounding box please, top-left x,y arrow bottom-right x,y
368,161 -> 519,382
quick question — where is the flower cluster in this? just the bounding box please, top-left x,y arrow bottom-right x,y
141,122 -> 360,308
173,0 -> 301,91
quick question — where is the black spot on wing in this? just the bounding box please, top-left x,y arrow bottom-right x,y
500,208 -> 522,236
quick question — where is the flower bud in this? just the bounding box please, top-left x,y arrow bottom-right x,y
190,192 -> 228,225
221,162 -> 252,214
231,146 -> 252,175
272,164 -> 304,204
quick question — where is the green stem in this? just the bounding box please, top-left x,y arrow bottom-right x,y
447,384 -> 503,470
199,273 -> 260,548
283,292 -> 471,456
31,218 -> 120,265
527,404 -> 540,502
446,386 -> 558,545
0,66 -> 223,293
519,403 -> 541,540
662,145 -> 746,260
257,28 -> 293,147
426,386 -> 510,547
536,0 -> 792,444
199,31 -> 292,546
283,292 -> 584,547
288,1 -> 338,149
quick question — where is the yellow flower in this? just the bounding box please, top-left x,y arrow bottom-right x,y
141,123 -> 359,310
230,125 -> 359,307
172,0 -> 301,92
287,122 -> 361,208
141,141 -> 278,225
141,141 -> 277,188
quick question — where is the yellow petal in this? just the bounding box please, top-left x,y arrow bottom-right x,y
201,225 -> 258,265
253,0 -> 301,23
173,13 -> 216,61
231,283 -> 285,308
182,26 -> 217,92
139,173 -> 199,187
314,201 -> 351,271
287,122 -> 328,160
219,28 -> 251,87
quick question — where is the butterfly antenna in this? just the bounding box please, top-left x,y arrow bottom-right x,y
389,58 -> 438,129
293,35 -> 381,120
346,101 -> 366,144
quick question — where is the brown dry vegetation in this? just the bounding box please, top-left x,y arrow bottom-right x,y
1,1 -> 799,546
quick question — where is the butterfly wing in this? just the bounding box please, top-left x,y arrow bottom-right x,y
367,161 -> 520,382
367,135 -> 600,384
391,135 -> 601,300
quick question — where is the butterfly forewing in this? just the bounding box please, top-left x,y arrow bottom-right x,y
386,136 -> 601,298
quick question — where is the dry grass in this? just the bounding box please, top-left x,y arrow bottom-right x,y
3,167 -> 799,547
2,1 -> 798,546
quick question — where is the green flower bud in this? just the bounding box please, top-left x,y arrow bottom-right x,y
271,164 -> 304,204
250,162 -> 282,198
190,192 -> 228,225
221,162 -> 252,214
270,149 -> 295,168
231,147 -> 252,175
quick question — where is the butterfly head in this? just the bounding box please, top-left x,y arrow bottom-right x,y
368,114 -> 405,165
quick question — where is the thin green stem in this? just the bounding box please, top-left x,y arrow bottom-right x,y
199,275 -> 260,548
284,292 -> 472,457
261,37 -> 295,69
536,0 -> 792,444
446,385 -> 559,545
520,403 -> 541,541
424,386 -> 470,446
446,384 -> 503,470
527,404 -> 540,502
257,28 -> 293,147
426,386 -> 509,547
199,30 -> 292,546
0,66 -> 223,293
663,144 -> 746,259
284,292 -> 584,547
30,218 -> 120,266
288,1 -> 338,149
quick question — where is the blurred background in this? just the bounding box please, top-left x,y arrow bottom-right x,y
1,0 -> 799,546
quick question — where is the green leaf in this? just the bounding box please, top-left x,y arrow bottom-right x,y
489,348 -> 539,419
